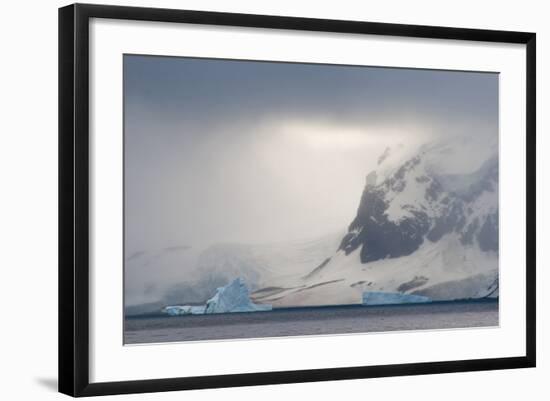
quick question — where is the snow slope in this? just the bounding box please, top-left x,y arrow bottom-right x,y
262,233 -> 497,307
134,135 -> 499,311
252,136 -> 499,307
196,232 -> 344,292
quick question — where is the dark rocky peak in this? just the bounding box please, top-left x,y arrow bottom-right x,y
338,145 -> 498,265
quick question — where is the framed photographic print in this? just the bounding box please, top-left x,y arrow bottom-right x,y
58,3 -> 536,397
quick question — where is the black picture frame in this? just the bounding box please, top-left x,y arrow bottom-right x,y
59,3 -> 536,397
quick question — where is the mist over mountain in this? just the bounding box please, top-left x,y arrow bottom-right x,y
126,133 -> 499,313
245,136 -> 499,307
340,139 -> 498,263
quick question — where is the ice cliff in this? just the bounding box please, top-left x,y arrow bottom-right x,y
205,278 -> 272,314
161,278 -> 272,315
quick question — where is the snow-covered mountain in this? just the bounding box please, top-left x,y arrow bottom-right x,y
125,232 -> 344,311
128,135 -> 499,311
196,137 -> 499,308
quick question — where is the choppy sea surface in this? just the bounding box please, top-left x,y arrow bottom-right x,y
124,300 -> 498,344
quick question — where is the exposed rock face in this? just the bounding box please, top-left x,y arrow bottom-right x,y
339,148 -> 498,265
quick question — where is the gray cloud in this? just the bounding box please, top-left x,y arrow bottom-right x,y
123,55 -> 498,304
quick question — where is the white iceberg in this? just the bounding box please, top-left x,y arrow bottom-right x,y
362,291 -> 431,306
205,278 -> 272,314
162,305 -> 206,316
161,278 -> 272,316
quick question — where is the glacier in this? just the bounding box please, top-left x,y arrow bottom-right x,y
161,278 -> 272,315
362,291 -> 432,306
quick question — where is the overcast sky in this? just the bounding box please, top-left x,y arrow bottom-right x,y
124,55 -> 498,255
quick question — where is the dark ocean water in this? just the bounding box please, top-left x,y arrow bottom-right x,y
124,300 -> 498,344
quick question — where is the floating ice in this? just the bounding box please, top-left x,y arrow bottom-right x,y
362,291 -> 431,306
161,278 -> 272,316
205,278 -> 272,314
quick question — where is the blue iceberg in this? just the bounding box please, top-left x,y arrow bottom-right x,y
161,278 -> 272,316
362,291 -> 431,306
205,278 -> 272,314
